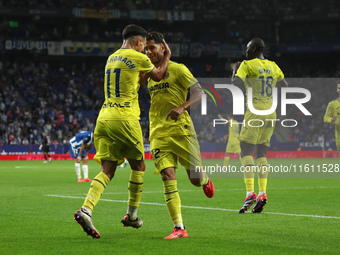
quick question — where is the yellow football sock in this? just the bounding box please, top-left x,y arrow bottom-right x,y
241,155 -> 255,192
163,180 -> 182,225
83,172 -> 110,212
200,172 -> 209,186
223,156 -> 230,167
256,157 -> 268,193
128,170 -> 145,208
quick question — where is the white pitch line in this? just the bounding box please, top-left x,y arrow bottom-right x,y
46,194 -> 340,219
62,186 -> 340,197
15,166 -> 40,168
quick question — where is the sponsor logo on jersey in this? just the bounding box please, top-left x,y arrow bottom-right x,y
148,82 -> 169,92
102,102 -> 131,108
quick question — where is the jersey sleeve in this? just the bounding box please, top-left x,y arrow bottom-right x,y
235,61 -> 248,81
176,64 -> 198,90
324,102 -> 334,123
139,54 -> 155,74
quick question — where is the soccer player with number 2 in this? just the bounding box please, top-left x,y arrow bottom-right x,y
145,32 -> 215,239
74,24 -> 171,238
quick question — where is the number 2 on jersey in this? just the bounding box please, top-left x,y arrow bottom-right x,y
106,68 -> 121,98
259,75 -> 274,97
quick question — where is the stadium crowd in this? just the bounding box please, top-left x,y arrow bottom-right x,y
0,58 -> 339,147
1,0 -> 338,15
1,0 -> 339,149
1,0 -> 339,45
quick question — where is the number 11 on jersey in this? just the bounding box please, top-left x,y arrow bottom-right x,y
106,68 -> 121,98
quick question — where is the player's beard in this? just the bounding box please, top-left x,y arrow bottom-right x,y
152,51 -> 163,66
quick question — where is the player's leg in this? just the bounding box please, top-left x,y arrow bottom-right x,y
74,120 -> 118,238
116,120 -> 145,228
237,152 -> 241,164
68,141 -> 84,182
223,152 -> 230,167
83,160 -> 117,211
44,146 -> 52,162
185,168 -> 214,198
162,167 -> 188,239
82,157 -> 92,182
71,146 -> 84,182
120,158 -> 145,228
239,141 -> 258,213
255,144 -> 269,196
250,113 -> 276,213
151,137 -> 187,239
74,159 -> 84,182
43,151 -> 48,163
251,144 -> 269,213
75,160 -> 117,238
47,147 -> 52,162
177,135 -> 214,198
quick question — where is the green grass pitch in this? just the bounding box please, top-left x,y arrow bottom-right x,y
1,158 -> 340,255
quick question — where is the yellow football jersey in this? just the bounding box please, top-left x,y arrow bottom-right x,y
97,48 -> 154,121
148,61 -> 197,140
324,99 -> 340,138
228,119 -> 240,142
236,58 -> 284,110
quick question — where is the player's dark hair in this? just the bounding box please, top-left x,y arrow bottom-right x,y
122,24 -> 148,40
337,80 -> 340,85
147,31 -> 164,44
251,38 -> 265,53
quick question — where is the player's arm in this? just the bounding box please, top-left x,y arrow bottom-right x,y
85,144 -> 93,157
139,72 -> 148,85
166,83 -> 203,122
218,114 -> 225,120
324,102 -> 336,123
145,39 -> 171,82
231,61 -> 244,88
76,142 -> 86,163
